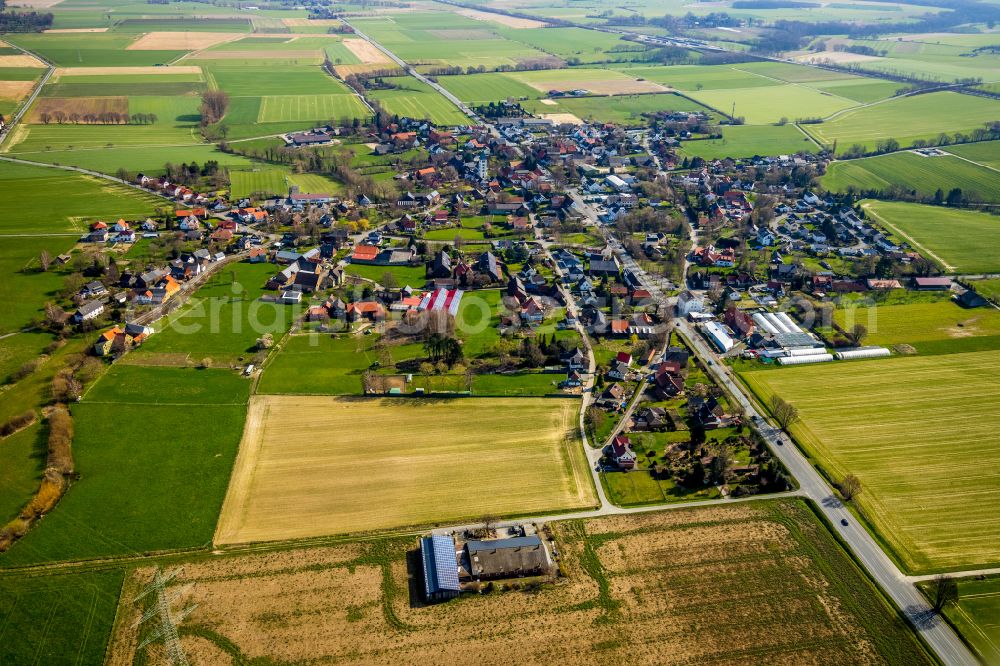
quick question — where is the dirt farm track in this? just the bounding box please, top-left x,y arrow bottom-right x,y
214,395 -> 597,544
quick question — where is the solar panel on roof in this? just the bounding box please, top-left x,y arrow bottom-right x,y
421,536 -> 460,594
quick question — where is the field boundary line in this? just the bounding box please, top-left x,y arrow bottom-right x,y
941,149 -> 1000,176
861,201 -> 956,272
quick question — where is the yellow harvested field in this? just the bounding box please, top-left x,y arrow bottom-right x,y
29,95 -> 127,121
43,27 -> 109,33
215,396 -> 596,544
0,80 -> 34,102
343,38 -> 392,64
54,65 -> 203,78
454,7 -> 548,28
541,112 -> 583,125
334,63 -> 402,77
111,500 -> 932,666
0,55 -> 46,68
126,31 -> 240,51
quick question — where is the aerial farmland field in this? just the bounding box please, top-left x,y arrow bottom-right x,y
743,350 -> 1000,573
524,92 -> 713,126
862,200 -> 1000,273
688,83 -> 858,124
680,124 -> 819,159
934,575 -> 1000,664
214,396 -> 596,543
0,365 -> 251,568
807,92 -> 1000,153
832,300 -> 1000,348
0,569 -> 126,665
367,76 -> 469,126
116,500 -> 932,665
823,151 -> 1000,203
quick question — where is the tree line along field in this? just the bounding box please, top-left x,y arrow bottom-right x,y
822,150 -> 1000,203
861,200 -> 1000,274
743,349 -> 1000,573
0,365 -> 251,569
214,396 -> 596,544
805,92 -> 1000,153
113,500 -> 932,665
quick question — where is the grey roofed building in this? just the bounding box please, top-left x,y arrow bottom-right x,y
462,535 -> 552,581
588,259 -> 619,276
421,535 -> 461,601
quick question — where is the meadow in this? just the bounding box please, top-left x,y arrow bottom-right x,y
256,332 -> 385,395
257,93 -> 367,122
509,67 -> 666,95
0,366 -> 250,567
823,151 -> 1000,203
343,261 -> 427,286
0,569 -> 126,665
367,76 -> 469,126
807,92 -> 1000,153
5,33 -> 184,67
119,500 -> 931,665
743,349 -> 1000,573
498,26 -> 650,63
832,300 -> 1000,347
945,140 -> 1000,169
133,261 -> 293,367
436,71 -> 542,103
525,93 -> 713,126
0,164 -> 161,332
862,200 -> 1000,274
214,395 -> 597,543
688,83 -> 858,124
5,142 -> 259,174
936,575 -> 1000,664
681,124 -> 818,159
0,423 -> 44,526
228,167 -> 288,199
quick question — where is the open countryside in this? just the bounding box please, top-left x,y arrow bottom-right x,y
216,396 -> 596,543
0,0 -> 998,662
744,351 -> 1000,573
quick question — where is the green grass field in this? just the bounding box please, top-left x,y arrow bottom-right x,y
0,569 -> 125,665
945,140 -> 1000,169
823,151 -> 1000,203
498,26 -> 649,62
5,33 -> 183,67
436,72 -> 543,103
681,124 -> 819,159
688,83 -> 858,124
862,200 -> 1000,274
807,92 -> 1000,153
0,423 -> 44,526
612,63 -> 781,91
344,262 -> 427,286
6,142 -> 259,174
257,93 -> 367,122
0,366 -> 250,567
525,93 -> 712,126
937,575 -> 1000,664
367,77 -> 469,126
744,350 -> 1000,573
229,168 -> 288,198
833,300 -> 1000,347
205,65 -> 345,96
133,262 -> 293,366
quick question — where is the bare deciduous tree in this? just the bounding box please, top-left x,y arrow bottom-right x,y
839,473 -> 862,501
930,575 -> 958,613
770,395 -> 800,432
